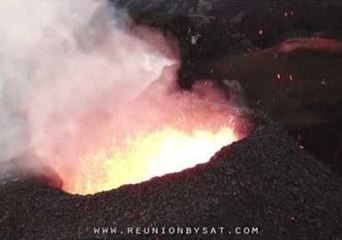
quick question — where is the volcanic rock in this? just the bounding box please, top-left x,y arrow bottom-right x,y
0,119 -> 341,240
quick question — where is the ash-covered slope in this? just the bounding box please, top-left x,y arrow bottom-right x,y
0,120 -> 342,240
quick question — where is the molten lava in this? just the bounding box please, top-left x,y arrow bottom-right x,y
63,126 -> 238,195
0,0 -> 245,197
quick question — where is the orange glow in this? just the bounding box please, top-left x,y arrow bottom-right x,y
62,126 -> 238,195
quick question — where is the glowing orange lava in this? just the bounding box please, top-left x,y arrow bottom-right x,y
62,126 -> 238,195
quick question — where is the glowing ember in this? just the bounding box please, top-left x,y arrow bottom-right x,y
289,74 -> 293,81
63,126 -> 238,195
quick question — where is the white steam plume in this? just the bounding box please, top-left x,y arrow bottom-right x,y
0,0 -> 177,174
0,0 -> 241,188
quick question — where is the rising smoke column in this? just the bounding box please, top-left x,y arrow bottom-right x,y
0,0 -> 177,172
0,0 -> 242,192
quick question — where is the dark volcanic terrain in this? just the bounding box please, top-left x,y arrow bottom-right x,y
1,1 -> 342,240
1,119 -> 341,240
112,0 -> 342,176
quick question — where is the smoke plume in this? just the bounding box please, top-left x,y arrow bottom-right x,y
0,0 -> 241,189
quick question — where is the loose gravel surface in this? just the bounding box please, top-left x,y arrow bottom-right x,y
1,121 -> 341,240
